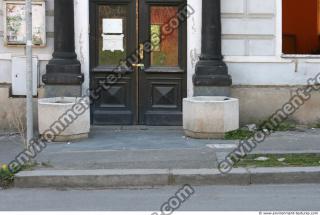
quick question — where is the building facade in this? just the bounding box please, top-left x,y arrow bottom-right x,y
0,0 -> 320,131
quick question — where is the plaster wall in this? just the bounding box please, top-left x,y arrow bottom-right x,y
0,0 -> 54,86
1,0 -> 320,130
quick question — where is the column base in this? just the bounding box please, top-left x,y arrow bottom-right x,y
44,61 -> 83,85
43,55 -> 83,85
42,85 -> 82,97
194,86 -> 231,97
193,60 -> 232,86
184,130 -> 225,139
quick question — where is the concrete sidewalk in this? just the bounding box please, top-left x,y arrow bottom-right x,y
39,126 -> 320,154
3,126 -> 320,168
1,126 -> 320,188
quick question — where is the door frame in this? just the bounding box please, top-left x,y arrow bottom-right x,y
138,0 -> 187,125
89,0 -> 138,125
76,0 -> 194,125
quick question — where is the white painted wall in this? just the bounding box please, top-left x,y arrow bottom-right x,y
0,0 -> 54,85
74,0 -> 90,96
186,0 -> 317,91
221,0 -> 320,86
221,0 -> 276,56
0,0 -> 319,93
187,0 -> 201,97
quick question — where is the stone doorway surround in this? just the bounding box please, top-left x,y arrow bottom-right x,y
74,0 -> 231,95
73,0 -> 202,98
42,0 -> 232,125
88,0 -> 188,125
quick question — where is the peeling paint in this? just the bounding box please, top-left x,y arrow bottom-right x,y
79,31 -> 85,64
191,17 -> 196,33
190,48 -> 200,69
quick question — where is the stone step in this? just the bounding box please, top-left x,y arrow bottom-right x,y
36,148 -> 218,170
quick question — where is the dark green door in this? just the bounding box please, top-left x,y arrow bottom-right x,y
90,0 -> 187,125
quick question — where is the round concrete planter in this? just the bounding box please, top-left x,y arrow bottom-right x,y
183,96 -> 239,139
38,97 -> 90,142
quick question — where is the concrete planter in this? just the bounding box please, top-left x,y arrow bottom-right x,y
38,97 -> 90,142
183,96 -> 239,139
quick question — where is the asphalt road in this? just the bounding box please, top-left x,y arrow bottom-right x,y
0,184 -> 319,211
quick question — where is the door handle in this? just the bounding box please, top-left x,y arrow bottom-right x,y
139,43 -> 144,60
132,63 -> 145,69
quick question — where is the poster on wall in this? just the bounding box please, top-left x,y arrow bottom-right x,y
101,19 -> 124,52
3,0 -> 46,46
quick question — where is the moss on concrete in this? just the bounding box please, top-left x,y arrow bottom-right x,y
225,129 -> 254,140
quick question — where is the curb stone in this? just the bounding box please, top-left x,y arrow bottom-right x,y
248,167 -> 320,184
14,167 -> 320,188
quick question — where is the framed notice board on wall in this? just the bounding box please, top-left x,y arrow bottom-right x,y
3,0 -> 46,46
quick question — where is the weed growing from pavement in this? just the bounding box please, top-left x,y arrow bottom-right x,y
235,153 -> 320,168
0,162 -> 38,188
225,129 -> 254,140
264,121 -> 296,132
225,121 -> 298,140
314,121 -> 320,128
0,164 -> 14,188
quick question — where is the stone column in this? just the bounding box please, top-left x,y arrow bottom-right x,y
43,0 -> 83,97
193,0 -> 232,96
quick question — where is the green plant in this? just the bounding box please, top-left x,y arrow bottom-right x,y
0,162 -> 38,188
236,153 -> 320,168
20,162 -> 38,171
314,121 -> 320,128
0,164 -> 14,188
258,120 -> 297,132
273,122 -> 296,131
225,129 -> 254,140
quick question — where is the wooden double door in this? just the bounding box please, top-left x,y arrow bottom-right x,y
90,0 -> 187,125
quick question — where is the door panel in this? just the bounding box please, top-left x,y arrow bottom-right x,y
90,0 -> 137,125
90,0 -> 186,125
92,76 -> 134,125
139,0 -> 187,125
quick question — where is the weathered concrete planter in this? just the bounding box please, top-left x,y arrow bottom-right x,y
183,96 -> 239,139
38,97 -> 90,142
